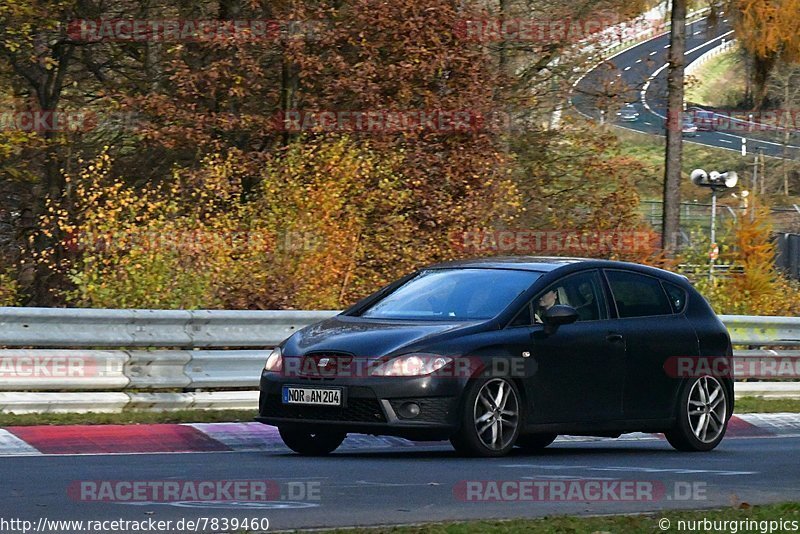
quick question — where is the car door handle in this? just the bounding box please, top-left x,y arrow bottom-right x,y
606,333 -> 624,343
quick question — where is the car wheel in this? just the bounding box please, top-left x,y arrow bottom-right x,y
278,427 -> 346,456
451,377 -> 521,457
665,375 -> 729,452
516,433 -> 557,450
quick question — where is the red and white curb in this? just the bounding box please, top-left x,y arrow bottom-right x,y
1,413 -> 798,456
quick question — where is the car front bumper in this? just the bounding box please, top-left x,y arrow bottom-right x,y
257,371 -> 466,440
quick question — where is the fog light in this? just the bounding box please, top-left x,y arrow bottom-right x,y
398,402 -> 421,419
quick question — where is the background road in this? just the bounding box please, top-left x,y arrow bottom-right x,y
3,435 -> 800,531
572,16 -> 800,161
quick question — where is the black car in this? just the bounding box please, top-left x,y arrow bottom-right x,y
258,257 -> 734,457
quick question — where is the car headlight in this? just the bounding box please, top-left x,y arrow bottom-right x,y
370,353 -> 453,377
264,347 -> 283,372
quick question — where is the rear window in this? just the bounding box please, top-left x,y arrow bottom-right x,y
662,281 -> 688,314
605,270 -> 673,318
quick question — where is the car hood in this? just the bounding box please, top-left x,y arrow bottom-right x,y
283,315 -> 484,358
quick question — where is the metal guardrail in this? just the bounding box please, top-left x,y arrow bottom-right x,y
0,307 -> 337,347
0,308 -> 798,413
719,315 -> 800,346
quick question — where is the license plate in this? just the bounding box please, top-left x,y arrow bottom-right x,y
282,386 -> 343,406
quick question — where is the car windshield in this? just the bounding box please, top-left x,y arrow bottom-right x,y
360,268 -> 541,321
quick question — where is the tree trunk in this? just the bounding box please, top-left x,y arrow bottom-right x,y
752,53 -> 777,110
783,78 -> 790,195
662,0 -> 687,255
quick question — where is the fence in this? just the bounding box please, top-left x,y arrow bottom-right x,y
0,308 -> 798,413
776,232 -> 800,280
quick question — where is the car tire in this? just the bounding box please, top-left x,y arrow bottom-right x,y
665,375 -> 729,452
516,433 -> 557,450
450,377 -> 522,457
278,427 -> 346,456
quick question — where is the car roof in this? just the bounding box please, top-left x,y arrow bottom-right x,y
427,256 -> 586,272
425,256 -> 688,281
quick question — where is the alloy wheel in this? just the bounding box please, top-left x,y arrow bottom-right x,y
473,378 -> 520,451
687,376 -> 727,443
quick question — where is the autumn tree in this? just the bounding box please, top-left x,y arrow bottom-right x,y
1,0 -> 668,307
729,0 -> 800,109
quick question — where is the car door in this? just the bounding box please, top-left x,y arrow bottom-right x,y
603,269 -> 699,420
508,270 -> 626,424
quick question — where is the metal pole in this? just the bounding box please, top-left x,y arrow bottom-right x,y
709,190 -> 717,281
751,151 -> 758,221
710,191 -> 717,245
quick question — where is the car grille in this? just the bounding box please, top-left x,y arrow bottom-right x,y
263,389 -> 386,423
298,351 -> 355,380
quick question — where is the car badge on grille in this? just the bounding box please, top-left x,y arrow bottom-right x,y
318,357 -> 331,367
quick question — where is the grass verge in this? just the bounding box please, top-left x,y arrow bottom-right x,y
734,396 -> 800,414
686,49 -> 745,109
614,127 -> 750,200
318,502 -> 800,533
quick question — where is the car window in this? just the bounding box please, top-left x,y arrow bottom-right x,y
508,303 -> 533,327
662,281 -> 688,314
508,270 -> 608,326
605,270 -> 673,318
361,268 -> 541,321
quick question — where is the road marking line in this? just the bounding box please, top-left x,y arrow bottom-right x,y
353,481 -> 437,487
519,475 -> 621,480
685,31 -> 734,55
650,51 -> 658,56
624,66 -> 631,71
501,464 -> 591,470
642,31 -> 736,117
503,464 -> 757,476
586,466 -> 757,475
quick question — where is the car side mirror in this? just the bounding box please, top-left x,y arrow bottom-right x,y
542,305 -> 578,335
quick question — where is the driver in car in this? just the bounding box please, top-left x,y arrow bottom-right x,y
533,289 -> 558,323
